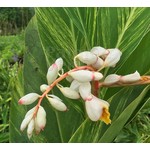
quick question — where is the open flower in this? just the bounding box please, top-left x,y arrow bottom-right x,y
85,95 -> 111,124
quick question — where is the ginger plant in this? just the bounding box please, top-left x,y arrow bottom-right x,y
18,46 -> 150,139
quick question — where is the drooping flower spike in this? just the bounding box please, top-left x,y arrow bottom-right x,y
18,45 -> 150,139
85,95 -> 111,124
20,106 -> 46,139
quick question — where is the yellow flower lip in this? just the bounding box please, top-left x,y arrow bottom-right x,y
100,107 -> 111,125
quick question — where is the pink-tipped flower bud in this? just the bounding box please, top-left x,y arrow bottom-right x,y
46,63 -> 58,85
20,113 -> 33,131
90,46 -> 108,56
57,84 -> 80,99
18,93 -> 40,105
27,119 -> 35,139
70,80 -> 81,91
104,48 -> 122,67
75,51 -> 98,65
25,107 -> 36,118
104,74 -> 121,85
79,82 -> 92,100
34,118 -> 41,134
120,71 -> 141,83
68,70 -> 103,83
36,106 -> 46,130
40,84 -> 49,93
47,95 -> 67,111
55,57 -> 63,71
92,57 -> 104,70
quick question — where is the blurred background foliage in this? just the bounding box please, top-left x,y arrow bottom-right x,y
0,7 -> 150,143
0,8 -> 34,35
0,7 -> 34,142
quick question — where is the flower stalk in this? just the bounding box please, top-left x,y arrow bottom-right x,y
33,65 -> 95,117
19,46 -> 150,139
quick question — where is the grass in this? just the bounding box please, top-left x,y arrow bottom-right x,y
0,32 -> 24,143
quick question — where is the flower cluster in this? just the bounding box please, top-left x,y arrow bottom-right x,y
19,46 -> 149,139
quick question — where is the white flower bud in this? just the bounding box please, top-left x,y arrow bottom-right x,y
85,95 -> 110,121
70,80 -> 81,91
104,48 -> 122,67
18,93 -> 40,105
57,84 -> 80,99
92,57 -> 104,70
75,51 -> 97,65
79,82 -> 92,100
94,72 -> 104,80
20,114 -> 33,131
46,63 -> 58,85
90,46 -> 108,56
34,118 -> 41,134
36,106 -> 46,130
40,84 -> 49,93
47,95 -> 67,111
68,70 -> 103,82
120,71 -> 141,83
25,107 -> 36,118
66,76 -> 74,82
27,119 -> 35,139
55,57 -> 63,71
104,74 -> 121,85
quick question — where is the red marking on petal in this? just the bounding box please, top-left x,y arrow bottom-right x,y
35,131 -> 41,135
52,63 -> 58,68
93,81 -> 99,97
91,72 -> 95,80
106,49 -> 110,55
85,96 -> 93,101
92,57 -> 98,65
18,99 -> 23,105
40,126 -> 45,131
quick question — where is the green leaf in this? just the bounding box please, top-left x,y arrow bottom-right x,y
10,8 -> 150,143
10,16 -> 84,142
99,86 -> 150,142
69,86 -> 150,142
